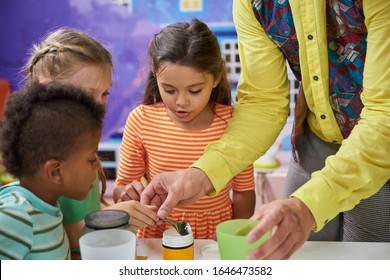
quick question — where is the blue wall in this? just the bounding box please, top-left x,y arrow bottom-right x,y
0,0 -> 234,140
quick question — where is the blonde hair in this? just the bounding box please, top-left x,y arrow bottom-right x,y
23,28 -> 113,84
22,28 -> 113,206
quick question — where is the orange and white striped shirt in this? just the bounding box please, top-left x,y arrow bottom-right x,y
115,102 -> 254,239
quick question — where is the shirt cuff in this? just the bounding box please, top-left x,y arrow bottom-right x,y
291,176 -> 340,231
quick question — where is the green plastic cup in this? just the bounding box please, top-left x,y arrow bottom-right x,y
216,219 -> 270,260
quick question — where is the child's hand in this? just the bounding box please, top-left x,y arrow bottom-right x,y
119,180 -> 145,202
106,201 -> 159,232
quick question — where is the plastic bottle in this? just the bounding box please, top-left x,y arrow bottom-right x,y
162,228 -> 194,260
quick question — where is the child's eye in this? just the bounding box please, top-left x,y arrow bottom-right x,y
102,91 -> 110,97
164,89 -> 175,94
190,89 -> 201,94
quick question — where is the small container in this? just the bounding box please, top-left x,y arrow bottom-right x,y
200,243 -> 220,260
162,228 -> 194,260
83,209 -> 130,234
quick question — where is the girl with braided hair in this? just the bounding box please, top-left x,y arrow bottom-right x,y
20,28 -> 158,259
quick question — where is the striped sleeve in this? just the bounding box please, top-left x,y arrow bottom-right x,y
0,195 -> 33,260
115,105 -> 146,187
0,186 -> 70,260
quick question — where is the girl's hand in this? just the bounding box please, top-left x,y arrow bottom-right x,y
105,201 -> 159,232
119,180 -> 145,202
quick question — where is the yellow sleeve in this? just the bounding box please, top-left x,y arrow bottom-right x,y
192,0 -> 290,192
293,0 -> 390,231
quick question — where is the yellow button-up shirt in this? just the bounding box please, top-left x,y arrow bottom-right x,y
193,0 -> 390,231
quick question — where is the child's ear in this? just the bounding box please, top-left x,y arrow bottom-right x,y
213,74 -> 222,88
43,159 -> 63,184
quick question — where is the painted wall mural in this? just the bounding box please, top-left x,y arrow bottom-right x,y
0,0 -> 236,140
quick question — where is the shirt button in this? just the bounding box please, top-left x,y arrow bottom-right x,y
307,34 -> 313,40
321,114 -> 326,119
313,75 -> 319,81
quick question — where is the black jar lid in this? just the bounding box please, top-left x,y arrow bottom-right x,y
84,209 -> 130,230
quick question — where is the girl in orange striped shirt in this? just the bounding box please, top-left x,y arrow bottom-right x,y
114,19 -> 255,239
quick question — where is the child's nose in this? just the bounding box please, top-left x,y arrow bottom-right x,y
95,159 -> 102,171
176,93 -> 189,106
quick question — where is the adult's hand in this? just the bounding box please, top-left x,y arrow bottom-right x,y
246,197 -> 315,260
141,167 -> 214,219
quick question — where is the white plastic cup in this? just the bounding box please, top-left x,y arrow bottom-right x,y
79,229 -> 136,260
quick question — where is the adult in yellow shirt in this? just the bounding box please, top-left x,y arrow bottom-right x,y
141,0 -> 390,259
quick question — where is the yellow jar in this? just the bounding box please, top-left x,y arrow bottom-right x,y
162,228 -> 194,260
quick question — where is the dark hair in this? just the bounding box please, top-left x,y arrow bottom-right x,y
0,83 -> 105,177
143,18 -> 231,106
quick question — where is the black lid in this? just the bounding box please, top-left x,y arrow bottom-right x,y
84,209 -> 130,230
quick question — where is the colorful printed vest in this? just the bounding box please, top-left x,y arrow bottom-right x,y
251,0 -> 367,145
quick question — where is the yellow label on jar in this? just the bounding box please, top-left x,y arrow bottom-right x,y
162,244 -> 194,260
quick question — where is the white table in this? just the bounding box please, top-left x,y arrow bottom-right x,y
136,238 -> 390,260
290,241 -> 390,260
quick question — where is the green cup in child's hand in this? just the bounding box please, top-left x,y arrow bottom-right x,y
216,219 -> 270,260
